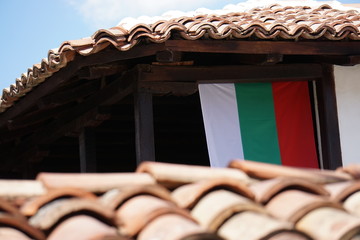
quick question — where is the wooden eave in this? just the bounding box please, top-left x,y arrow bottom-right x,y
2,40 -> 360,124
0,39 -> 358,174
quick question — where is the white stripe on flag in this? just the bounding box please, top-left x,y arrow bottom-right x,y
199,83 -> 244,167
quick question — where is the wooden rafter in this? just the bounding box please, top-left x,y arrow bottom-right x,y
0,43 -> 166,127
1,69 -> 137,170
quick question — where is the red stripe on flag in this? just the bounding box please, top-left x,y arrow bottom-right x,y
272,82 -> 319,168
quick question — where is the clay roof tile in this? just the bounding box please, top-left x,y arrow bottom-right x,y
2,3 -> 360,112
137,214 -> 222,240
191,189 -> 265,231
20,187 -> 97,217
116,195 -> 193,237
229,159 -> 352,183
136,161 -> 250,189
218,211 -> 302,240
0,213 -> 46,240
172,178 -> 254,209
343,191 -> 360,217
99,184 -> 172,211
47,215 -> 118,240
266,189 -> 341,223
29,198 -> 114,232
36,172 -> 155,193
0,180 -> 46,207
250,177 -> 330,204
296,207 -> 360,240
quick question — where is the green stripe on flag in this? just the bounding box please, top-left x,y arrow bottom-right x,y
235,83 -> 282,165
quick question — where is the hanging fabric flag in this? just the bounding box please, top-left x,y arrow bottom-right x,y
199,81 -> 319,168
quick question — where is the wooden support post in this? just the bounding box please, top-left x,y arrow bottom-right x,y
316,64 -> 342,170
134,90 -> 155,165
79,128 -> 97,172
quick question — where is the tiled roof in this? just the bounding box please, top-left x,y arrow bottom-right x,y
1,160 -> 360,239
2,3 -> 360,113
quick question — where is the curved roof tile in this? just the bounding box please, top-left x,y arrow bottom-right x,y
250,177 -> 330,204
172,178 -> 254,209
2,3 -> 360,112
296,207 -> 360,239
29,198 -> 114,231
116,195 -> 193,237
137,161 -> 250,189
137,214 -> 222,240
99,185 -> 172,211
20,187 -> 97,217
265,190 -> 342,223
218,211 -> 297,240
191,189 -> 265,231
0,161 -> 360,238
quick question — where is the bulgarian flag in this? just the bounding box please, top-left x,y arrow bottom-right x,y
199,81 -> 319,168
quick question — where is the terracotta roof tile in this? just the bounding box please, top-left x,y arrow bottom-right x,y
100,184 -> 172,211
36,172 -> 155,193
0,180 -> 45,203
171,178 -> 254,209
0,227 -> 34,240
116,195 -> 193,237
137,214 -> 222,240
265,190 -> 340,223
47,215 -> 118,240
29,198 -> 114,231
0,198 -> 27,220
325,180 -> 360,202
343,191 -> 360,217
136,161 -> 250,188
250,177 -> 329,204
217,211 -> 298,240
20,187 -> 97,217
337,164 -> 360,179
264,231 -> 312,240
229,160 -> 352,183
0,214 -> 46,240
2,3 -> 360,112
191,189 -> 265,231
1,161 -> 360,238
296,207 -> 360,240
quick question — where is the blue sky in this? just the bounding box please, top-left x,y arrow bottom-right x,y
0,0 -> 359,90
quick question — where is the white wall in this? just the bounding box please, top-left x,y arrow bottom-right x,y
334,65 -> 360,166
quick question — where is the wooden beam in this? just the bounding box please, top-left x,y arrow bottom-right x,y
0,43 -> 165,128
156,50 -> 182,63
139,64 -> 323,83
1,69 -> 136,170
316,64 -> 342,170
165,40 -> 360,56
37,79 -> 101,108
0,59 -> 82,127
7,103 -> 75,131
314,55 -> 360,66
79,128 -> 97,173
139,82 -> 198,96
77,64 -> 129,79
134,89 -> 155,164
